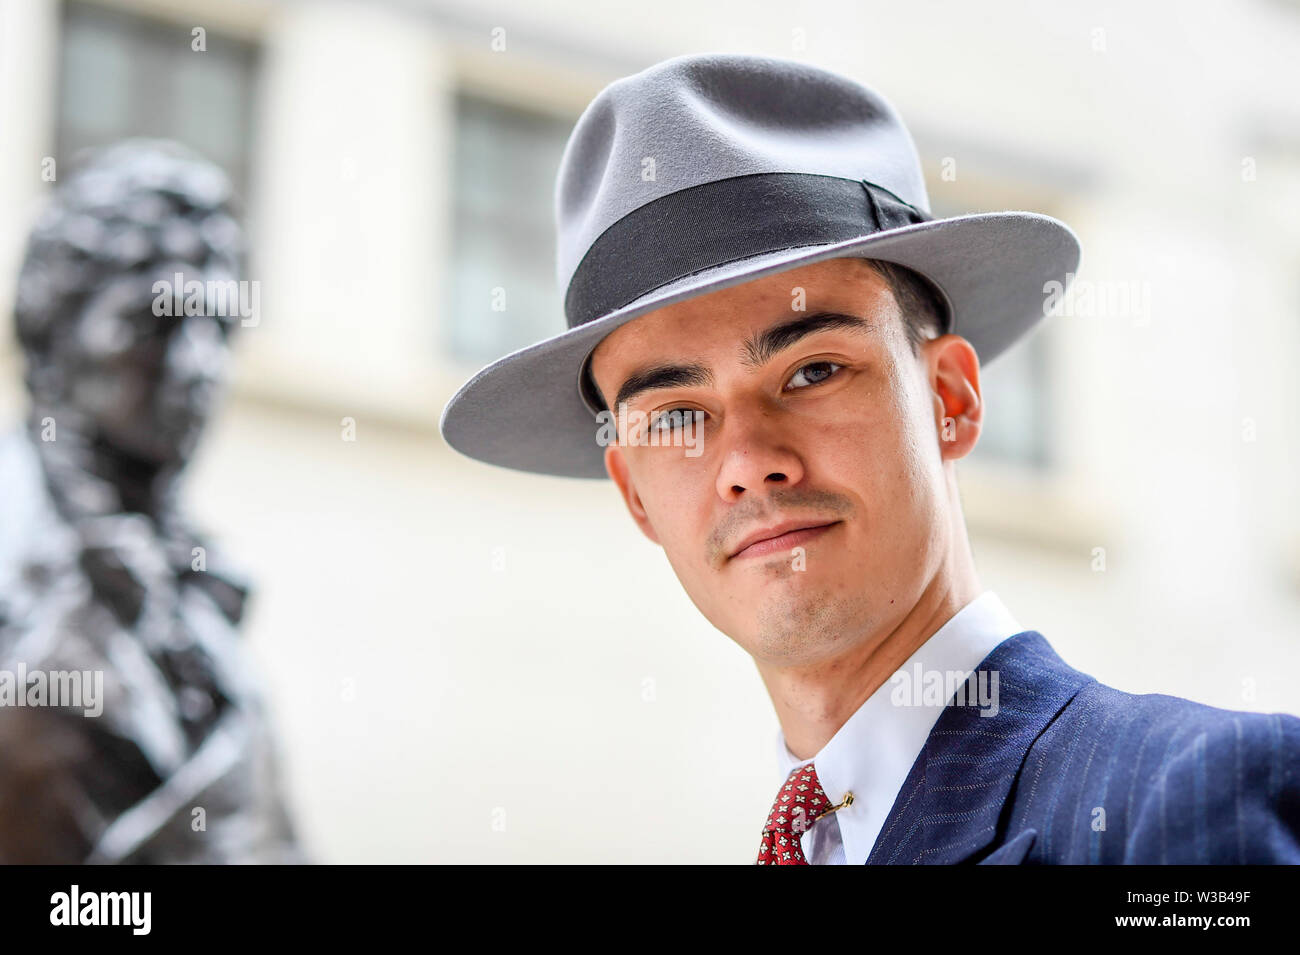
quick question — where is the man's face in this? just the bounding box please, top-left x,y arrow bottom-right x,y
589,257 -> 983,666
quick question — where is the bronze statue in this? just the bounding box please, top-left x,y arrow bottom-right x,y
0,140 -> 305,863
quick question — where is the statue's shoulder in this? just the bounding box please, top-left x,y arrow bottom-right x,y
0,426 -> 83,639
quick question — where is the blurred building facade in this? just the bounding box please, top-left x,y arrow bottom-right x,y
1,0 -> 1298,862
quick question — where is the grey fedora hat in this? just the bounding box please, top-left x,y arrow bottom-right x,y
440,52 -> 1081,479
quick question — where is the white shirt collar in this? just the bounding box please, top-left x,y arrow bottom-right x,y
773,589 -> 1024,864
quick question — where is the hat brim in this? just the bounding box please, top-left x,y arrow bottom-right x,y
439,210 -> 1080,479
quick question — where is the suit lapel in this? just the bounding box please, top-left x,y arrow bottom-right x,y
977,827 -> 1037,865
866,631 -> 1093,864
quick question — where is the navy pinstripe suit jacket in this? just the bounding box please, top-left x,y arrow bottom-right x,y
866,631 -> 1300,864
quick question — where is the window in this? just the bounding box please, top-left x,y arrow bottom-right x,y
446,93 -> 573,364
928,192 -> 1054,471
966,316 -> 1052,470
56,1 -> 260,201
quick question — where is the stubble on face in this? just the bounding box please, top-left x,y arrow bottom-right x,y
750,584 -> 867,665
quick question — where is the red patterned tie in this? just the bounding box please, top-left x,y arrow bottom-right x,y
756,761 -> 837,865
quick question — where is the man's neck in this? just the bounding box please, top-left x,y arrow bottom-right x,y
757,568 -> 981,761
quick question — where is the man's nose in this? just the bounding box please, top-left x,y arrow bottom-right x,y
714,404 -> 806,502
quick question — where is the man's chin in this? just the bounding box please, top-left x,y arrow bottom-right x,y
731,586 -> 862,663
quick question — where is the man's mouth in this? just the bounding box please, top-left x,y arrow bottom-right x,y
728,520 -> 842,561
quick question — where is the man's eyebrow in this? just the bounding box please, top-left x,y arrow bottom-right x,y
742,311 -> 876,367
613,363 -> 713,411
610,311 -> 874,409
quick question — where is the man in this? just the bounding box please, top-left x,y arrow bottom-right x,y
440,53 -> 1300,864
0,140 -> 305,863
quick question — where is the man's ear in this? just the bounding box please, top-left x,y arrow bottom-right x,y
924,334 -> 983,461
604,445 -> 661,545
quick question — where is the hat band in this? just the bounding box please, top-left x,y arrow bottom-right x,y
564,172 -> 931,330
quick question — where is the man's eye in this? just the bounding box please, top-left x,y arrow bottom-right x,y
649,409 -> 689,433
785,361 -> 843,390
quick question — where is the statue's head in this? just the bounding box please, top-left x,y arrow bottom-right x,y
13,139 -> 247,467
